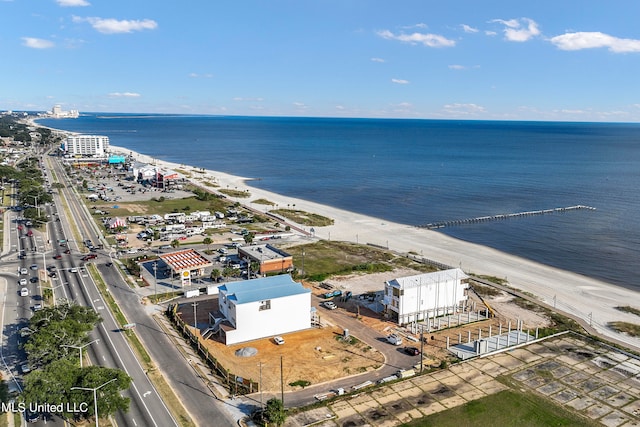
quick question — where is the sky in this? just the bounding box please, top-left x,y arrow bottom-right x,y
2,0 -> 640,121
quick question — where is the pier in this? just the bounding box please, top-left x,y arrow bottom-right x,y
421,205 -> 596,229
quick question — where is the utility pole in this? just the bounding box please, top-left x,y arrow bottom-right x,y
192,302 -> 198,329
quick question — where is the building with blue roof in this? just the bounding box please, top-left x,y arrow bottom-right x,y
216,274 -> 311,345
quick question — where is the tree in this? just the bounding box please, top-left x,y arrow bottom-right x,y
243,232 -> 255,245
23,302 -> 102,368
203,237 -> 212,251
210,269 -> 221,282
170,239 -> 180,248
21,360 -> 131,422
263,398 -> 286,426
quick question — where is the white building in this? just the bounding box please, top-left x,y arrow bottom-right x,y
215,275 -> 311,345
50,105 -> 79,118
64,135 -> 109,157
384,268 -> 470,325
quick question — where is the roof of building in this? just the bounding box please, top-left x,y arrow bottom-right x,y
159,248 -> 212,272
386,268 -> 468,289
238,244 -> 291,262
219,274 -> 309,304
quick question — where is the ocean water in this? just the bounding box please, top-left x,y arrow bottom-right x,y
38,114 -> 640,291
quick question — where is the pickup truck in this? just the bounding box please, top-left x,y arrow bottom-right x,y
322,289 -> 342,299
81,254 -> 98,261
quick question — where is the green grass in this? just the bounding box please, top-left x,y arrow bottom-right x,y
401,389 -> 598,427
219,188 -> 250,198
287,240 -> 434,281
608,321 -> 640,337
271,209 -> 334,226
615,306 -> 640,317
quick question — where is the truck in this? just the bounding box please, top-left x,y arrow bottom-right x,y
81,254 -> 98,261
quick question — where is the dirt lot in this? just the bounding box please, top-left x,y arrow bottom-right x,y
194,322 -> 385,393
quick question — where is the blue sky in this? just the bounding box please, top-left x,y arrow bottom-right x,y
2,1 -> 640,121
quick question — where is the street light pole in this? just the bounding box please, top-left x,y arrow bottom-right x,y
71,377 -> 117,427
61,339 -> 99,368
153,262 -> 158,301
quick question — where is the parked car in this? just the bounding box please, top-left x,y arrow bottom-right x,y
322,289 -> 343,299
322,301 -> 338,310
273,336 -> 285,345
29,277 -> 38,283
386,334 -> 403,346
403,346 -> 420,356
20,268 -> 28,275
20,288 -> 29,297
19,278 -> 27,286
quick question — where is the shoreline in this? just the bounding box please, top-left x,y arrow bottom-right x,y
112,144 -> 640,351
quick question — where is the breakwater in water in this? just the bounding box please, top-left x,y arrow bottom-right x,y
421,205 -> 596,229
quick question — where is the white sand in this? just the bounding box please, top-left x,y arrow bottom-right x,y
118,146 -> 640,351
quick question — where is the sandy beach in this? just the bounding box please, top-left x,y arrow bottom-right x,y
114,145 -> 640,351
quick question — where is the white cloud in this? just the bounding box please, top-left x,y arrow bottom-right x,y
22,37 -> 55,49
449,64 -> 465,70
73,16 -> 158,34
108,92 -> 141,98
391,78 -> 410,84
233,97 -> 264,102
189,73 -> 213,78
443,103 -> 486,115
56,0 -> 90,6
377,29 -> 455,48
550,31 -> 640,53
293,102 -> 307,109
490,18 -> 540,42
461,24 -> 478,33
370,57 -> 386,63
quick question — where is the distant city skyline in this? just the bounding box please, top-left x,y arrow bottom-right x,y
2,1 -> 640,122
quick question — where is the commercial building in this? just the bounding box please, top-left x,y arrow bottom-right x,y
64,135 -> 109,157
159,249 -> 213,287
212,275 -> 311,345
383,268 -> 470,325
237,244 -> 293,275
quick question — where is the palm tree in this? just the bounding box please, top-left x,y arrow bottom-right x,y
210,269 -> 221,282
203,237 -> 212,251
170,239 -> 180,249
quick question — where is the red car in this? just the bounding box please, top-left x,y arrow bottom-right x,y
53,254 -> 62,260
64,249 -> 71,254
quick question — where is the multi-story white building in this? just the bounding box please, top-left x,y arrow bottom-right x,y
215,274 -> 311,345
384,268 -> 470,325
64,135 -> 109,157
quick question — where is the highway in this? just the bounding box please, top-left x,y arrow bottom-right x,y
45,154 -> 177,427
44,154 -> 235,426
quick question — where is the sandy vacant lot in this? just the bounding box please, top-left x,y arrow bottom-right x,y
195,325 -> 385,393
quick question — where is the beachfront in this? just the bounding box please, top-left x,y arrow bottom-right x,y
114,145 -> 640,352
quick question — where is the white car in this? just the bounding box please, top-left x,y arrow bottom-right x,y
20,268 -> 28,275
273,336 -> 285,345
19,278 -> 27,286
322,301 -> 337,310
20,288 -> 28,297
386,334 -> 403,346
70,267 -> 78,273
